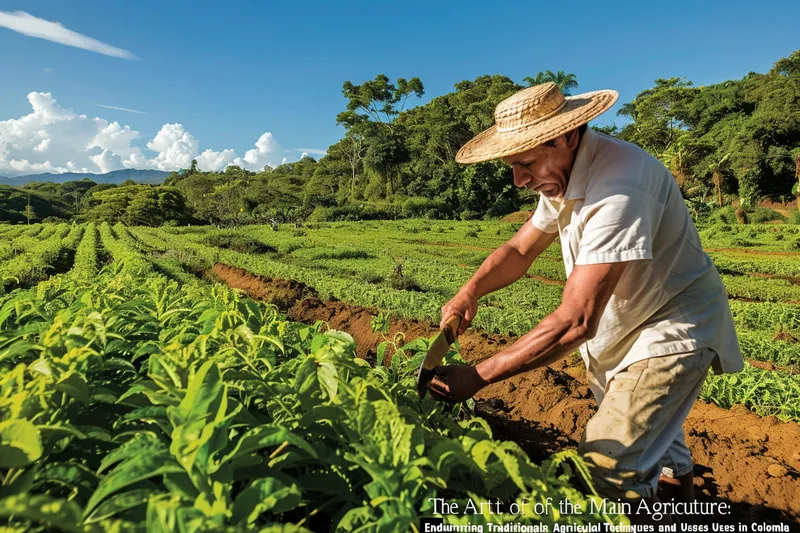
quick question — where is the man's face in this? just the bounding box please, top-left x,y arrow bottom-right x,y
501,129 -> 581,200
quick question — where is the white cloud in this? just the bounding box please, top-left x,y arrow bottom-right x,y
90,120 -> 141,158
33,138 -> 51,152
0,91 -> 307,176
145,124 -> 199,171
0,11 -> 138,59
232,132 -> 281,171
89,149 -> 123,174
95,104 -> 146,115
196,148 -> 238,172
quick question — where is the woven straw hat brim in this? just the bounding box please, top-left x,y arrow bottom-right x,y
455,89 -> 619,164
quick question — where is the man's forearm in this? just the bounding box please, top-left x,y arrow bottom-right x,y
475,309 -> 589,383
465,242 -> 538,299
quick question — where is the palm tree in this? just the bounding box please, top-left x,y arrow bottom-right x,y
708,153 -> 731,207
523,72 -> 548,87
524,71 -> 579,95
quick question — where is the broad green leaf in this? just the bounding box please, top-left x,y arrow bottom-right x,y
148,354 -> 182,389
232,477 -> 302,525
162,472 -> 200,501
84,488 -> 154,524
317,359 -> 339,401
168,360 -> 225,428
0,341 -> 37,364
97,433 -> 165,475
84,452 -> 182,518
34,462 -> 98,493
220,425 -> 316,467
56,373 -> 89,402
294,356 -> 319,401
0,419 -> 42,468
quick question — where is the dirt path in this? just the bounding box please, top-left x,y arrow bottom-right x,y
749,271 -> 800,286
212,263 -> 800,525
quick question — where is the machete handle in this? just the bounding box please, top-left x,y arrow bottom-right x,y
442,314 -> 461,345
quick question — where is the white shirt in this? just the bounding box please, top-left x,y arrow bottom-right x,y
530,128 -> 744,399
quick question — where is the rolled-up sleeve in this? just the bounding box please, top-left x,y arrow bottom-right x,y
530,196 -> 560,234
575,186 -> 664,265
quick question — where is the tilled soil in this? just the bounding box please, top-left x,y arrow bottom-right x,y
212,263 -> 800,525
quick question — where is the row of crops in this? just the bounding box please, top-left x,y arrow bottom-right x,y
0,231 -> 625,531
1,220 -> 799,423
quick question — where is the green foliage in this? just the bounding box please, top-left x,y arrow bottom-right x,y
618,50 -> 800,203
706,206 -> 785,225
523,71 -> 579,95
0,268 -> 623,532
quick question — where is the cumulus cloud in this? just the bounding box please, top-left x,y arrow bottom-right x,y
231,133 -> 278,171
90,149 -> 123,174
146,124 -> 199,171
0,11 -> 138,59
196,149 -> 238,172
0,91 -> 302,176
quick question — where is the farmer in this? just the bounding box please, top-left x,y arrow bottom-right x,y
428,82 -> 744,519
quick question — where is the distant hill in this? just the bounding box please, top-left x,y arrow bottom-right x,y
0,168 -> 171,187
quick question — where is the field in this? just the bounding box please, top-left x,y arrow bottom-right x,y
0,218 -> 799,530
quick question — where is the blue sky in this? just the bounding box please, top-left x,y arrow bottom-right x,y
1,0 -> 798,175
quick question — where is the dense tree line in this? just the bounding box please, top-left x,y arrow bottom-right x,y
1,51 -> 798,226
614,50 -> 800,207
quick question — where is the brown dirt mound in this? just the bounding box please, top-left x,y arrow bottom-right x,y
747,360 -> 798,374
212,263 -> 315,309
774,329 -> 800,343
750,272 -> 800,286
210,264 -> 800,525
500,211 -> 533,223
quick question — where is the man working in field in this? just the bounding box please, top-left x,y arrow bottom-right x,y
428,82 -> 744,516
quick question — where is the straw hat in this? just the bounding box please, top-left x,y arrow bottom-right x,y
455,82 -> 618,164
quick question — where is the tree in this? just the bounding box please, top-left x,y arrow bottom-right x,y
523,72 -> 548,87
123,188 -> 160,226
24,193 -> 35,225
336,74 -> 424,133
524,70 -> 579,95
708,153 -> 731,206
341,130 -> 366,196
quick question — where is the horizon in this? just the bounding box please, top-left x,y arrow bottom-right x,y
1,1 -> 798,177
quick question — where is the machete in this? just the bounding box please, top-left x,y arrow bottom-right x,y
416,314 -> 461,398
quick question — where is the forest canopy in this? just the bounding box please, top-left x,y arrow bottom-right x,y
1,50 -> 798,225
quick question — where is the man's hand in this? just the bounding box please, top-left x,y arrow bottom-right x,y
440,287 -> 478,335
427,364 -> 489,403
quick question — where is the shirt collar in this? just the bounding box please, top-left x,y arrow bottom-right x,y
562,127 -> 598,202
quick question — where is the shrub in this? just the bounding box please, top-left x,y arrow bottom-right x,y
748,207 -> 786,224
400,197 -> 449,219
205,233 -> 276,254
